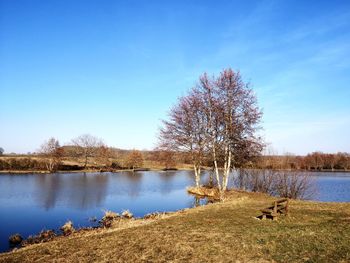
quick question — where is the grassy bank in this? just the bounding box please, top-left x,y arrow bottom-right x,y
1,191 -> 349,262
0,167 -> 192,174
0,155 -> 194,174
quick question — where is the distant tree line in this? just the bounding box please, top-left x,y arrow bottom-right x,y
0,134 -> 146,172
256,152 -> 350,171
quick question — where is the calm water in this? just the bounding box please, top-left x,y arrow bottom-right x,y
0,170 -> 349,252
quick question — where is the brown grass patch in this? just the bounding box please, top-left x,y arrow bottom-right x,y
187,186 -> 219,198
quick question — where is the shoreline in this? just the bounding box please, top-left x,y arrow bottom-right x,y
0,168 -> 349,175
1,190 -> 349,262
0,168 -> 181,174
0,189 -> 282,254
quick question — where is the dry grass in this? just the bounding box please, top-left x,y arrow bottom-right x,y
60,221 -> 74,236
100,210 -> 120,228
187,186 -> 219,198
0,155 -> 193,173
121,210 -> 133,219
102,210 -> 119,220
1,191 -> 350,263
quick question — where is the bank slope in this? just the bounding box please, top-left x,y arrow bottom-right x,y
1,191 -> 350,263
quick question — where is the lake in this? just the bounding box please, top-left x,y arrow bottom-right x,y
0,170 -> 349,252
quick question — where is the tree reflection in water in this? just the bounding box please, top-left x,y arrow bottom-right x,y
122,171 -> 143,198
34,173 -> 109,210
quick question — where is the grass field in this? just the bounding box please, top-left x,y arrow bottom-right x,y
0,155 -> 194,173
1,191 -> 349,262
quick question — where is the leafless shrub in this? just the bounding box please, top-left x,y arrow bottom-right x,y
274,171 -> 315,199
240,169 -> 277,194
237,169 -> 315,199
254,169 -> 276,194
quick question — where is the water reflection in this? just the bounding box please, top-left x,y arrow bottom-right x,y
192,196 -> 208,207
1,170 -> 350,253
32,171 -> 197,210
34,173 -> 109,210
120,172 -> 143,198
34,174 -> 61,210
158,171 -> 178,194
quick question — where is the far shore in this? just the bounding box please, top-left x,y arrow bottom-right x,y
0,167 -> 192,174
0,168 -> 349,175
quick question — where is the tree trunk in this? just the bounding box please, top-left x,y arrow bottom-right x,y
46,158 -> 55,173
208,170 -> 213,187
194,165 -> 200,188
212,145 -> 221,192
223,150 -> 232,191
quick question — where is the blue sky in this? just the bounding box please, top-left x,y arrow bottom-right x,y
1,0 -> 349,154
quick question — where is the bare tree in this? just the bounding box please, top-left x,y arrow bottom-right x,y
216,69 -> 263,190
323,153 -> 337,171
305,152 -> 324,170
153,150 -> 177,169
126,150 -> 144,170
40,138 -> 63,172
196,69 -> 263,192
97,145 -> 111,167
335,152 -> 349,170
159,92 -> 206,187
0,147 -> 4,155
71,134 -> 104,169
159,68 -> 263,192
